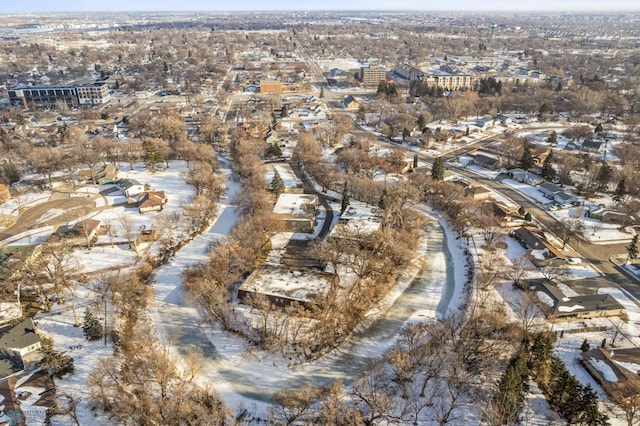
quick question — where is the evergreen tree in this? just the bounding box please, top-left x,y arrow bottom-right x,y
319,86 -> 324,99
627,234 -> 639,260
340,184 -> 350,215
596,161 -> 612,192
82,308 -> 102,341
576,384 -> 609,425
413,154 -> 418,169
547,130 -> 558,144
266,142 -> 282,158
541,150 -> 556,182
594,123 -> 604,134
417,114 -> 426,130
520,143 -> 535,171
518,205 -> 526,217
39,336 -> 74,378
143,139 -> 163,170
465,126 -> 470,136
431,156 -> 445,181
613,178 -> 627,204
524,212 -> 532,222
270,170 -> 285,197
493,347 -> 529,424
402,127 -> 410,140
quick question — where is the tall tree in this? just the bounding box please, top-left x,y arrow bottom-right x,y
613,178 -> 627,204
143,139 -> 164,170
596,161 -> 612,192
520,143 -> 535,171
431,157 -> 445,181
82,308 -> 103,341
270,169 -> 285,197
541,150 -> 556,182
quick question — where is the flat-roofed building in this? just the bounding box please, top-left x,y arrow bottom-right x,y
260,79 -> 282,93
238,265 -> 338,310
360,65 -> 387,89
273,193 -> 319,233
7,82 -> 109,109
423,72 -> 474,91
76,83 -> 110,105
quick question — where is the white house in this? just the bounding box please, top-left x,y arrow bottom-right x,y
0,318 -> 41,359
116,178 -> 145,198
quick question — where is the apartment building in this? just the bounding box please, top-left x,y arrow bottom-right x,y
394,64 -> 425,81
360,65 -> 387,89
423,72 -> 474,91
8,82 -> 110,109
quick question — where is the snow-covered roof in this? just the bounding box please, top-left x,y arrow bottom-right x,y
239,266 -> 336,305
273,194 -> 318,218
330,200 -> 381,238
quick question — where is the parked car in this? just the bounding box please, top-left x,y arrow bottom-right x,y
567,257 -> 582,265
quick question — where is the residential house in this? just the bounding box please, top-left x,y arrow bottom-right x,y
482,201 -> 522,227
0,183 -> 11,203
0,318 -> 41,380
341,95 -> 361,110
554,191 -> 578,205
538,182 -> 562,199
78,163 -> 117,185
473,154 -> 501,170
0,370 -> 56,425
132,191 -> 168,213
509,169 -> 544,186
536,280 -> 624,320
582,347 -> 640,402
589,207 -> 634,225
272,194 -> 318,233
116,179 -> 145,198
581,140 -> 605,154
512,226 -> 566,265
466,185 -> 492,201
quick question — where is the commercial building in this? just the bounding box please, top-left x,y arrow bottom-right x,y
360,65 -> 387,89
7,82 -> 110,109
394,65 -> 425,81
423,72 -> 474,91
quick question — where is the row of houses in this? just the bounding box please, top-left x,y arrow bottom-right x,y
509,169 -> 578,205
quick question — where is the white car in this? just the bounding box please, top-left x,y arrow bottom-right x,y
567,257 -> 582,265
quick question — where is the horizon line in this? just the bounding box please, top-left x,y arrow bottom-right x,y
2,8 -> 640,14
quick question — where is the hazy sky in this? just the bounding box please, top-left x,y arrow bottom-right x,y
1,0 -> 638,12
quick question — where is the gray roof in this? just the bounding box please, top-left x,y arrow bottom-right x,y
0,318 -> 40,352
116,178 -> 143,189
582,140 -> 604,150
539,182 -> 562,194
540,281 -> 624,316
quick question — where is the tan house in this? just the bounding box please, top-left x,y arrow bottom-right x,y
132,191 -> 168,213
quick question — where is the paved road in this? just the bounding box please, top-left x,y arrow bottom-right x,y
341,116 -> 640,300
0,196 -> 95,243
448,163 -> 640,299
